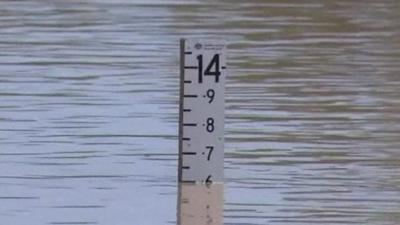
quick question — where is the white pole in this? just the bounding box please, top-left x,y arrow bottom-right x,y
179,39 -> 226,183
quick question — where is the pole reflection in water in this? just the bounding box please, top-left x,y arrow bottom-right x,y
177,183 -> 224,225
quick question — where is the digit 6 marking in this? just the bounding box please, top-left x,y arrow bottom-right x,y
205,175 -> 212,183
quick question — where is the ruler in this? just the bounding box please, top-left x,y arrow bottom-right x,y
178,39 -> 226,183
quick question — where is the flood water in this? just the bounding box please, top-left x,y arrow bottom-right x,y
1,0 -> 400,224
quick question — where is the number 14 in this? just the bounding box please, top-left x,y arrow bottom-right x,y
197,54 -> 221,83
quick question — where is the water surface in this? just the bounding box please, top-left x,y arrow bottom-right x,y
1,0 -> 400,224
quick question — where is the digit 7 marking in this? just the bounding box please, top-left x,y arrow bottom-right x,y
206,146 -> 214,161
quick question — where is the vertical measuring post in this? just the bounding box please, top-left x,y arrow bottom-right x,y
179,39 -> 226,183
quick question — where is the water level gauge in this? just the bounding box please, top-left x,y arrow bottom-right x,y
178,39 -> 226,183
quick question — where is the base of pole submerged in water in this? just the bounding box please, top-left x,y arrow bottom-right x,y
177,183 -> 224,225
178,38 -> 227,183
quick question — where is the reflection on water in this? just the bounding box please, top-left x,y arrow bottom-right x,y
177,183 -> 223,225
1,0 -> 400,224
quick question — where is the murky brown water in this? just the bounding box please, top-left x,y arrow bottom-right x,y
1,0 -> 400,224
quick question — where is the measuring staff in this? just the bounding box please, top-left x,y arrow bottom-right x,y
178,39 -> 226,183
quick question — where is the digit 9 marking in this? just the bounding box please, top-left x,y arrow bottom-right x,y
206,89 -> 215,103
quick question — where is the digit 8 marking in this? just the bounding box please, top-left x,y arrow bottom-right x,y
206,117 -> 214,132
